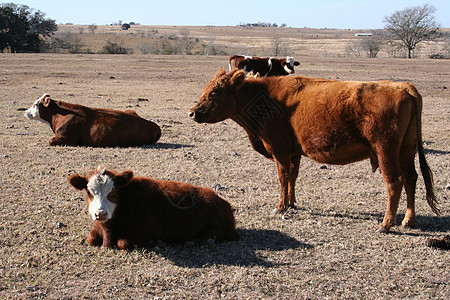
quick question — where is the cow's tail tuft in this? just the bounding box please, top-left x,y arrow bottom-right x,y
411,86 -> 440,215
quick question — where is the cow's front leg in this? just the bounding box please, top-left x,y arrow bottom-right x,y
49,134 -> 78,146
117,239 -> 133,250
89,223 -> 113,247
49,135 -> 69,146
87,228 -> 103,246
275,158 -> 290,212
288,156 -> 301,208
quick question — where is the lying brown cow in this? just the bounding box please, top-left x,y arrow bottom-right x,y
25,94 -> 161,146
69,166 -> 239,249
189,68 -> 440,233
228,55 -> 300,77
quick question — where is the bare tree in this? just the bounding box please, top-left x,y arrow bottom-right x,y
179,28 -> 198,55
383,4 -> 440,58
88,24 -> 98,33
271,38 -> 288,56
346,31 -> 384,58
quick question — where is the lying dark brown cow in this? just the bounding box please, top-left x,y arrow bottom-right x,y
69,166 -> 239,249
228,55 -> 300,77
25,94 -> 161,147
189,68 -> 440,233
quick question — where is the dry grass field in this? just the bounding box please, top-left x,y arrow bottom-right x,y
54,24 -> 449,58
0,26 -> 449,299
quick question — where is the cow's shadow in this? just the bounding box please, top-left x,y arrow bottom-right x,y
302,207 -> 449,234
140,142 -> 194,150
150,229 -> 312,268
424,148 -> 450,155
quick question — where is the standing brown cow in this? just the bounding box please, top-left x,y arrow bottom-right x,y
188,68 -> 440,233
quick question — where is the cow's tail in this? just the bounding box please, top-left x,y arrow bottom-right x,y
228,55 -> 237,71
410,85 -> 440,215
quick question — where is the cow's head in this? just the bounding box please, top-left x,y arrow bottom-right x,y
24,93 -> 53,126
69,166 -> 133,222
282,57 -> 300,74
188,68 -> 246,123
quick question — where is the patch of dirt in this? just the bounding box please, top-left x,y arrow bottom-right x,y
0,53 -> 448,299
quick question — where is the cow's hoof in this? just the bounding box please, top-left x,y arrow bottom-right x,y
272,207 -> 285,215
272,208 -> 280,215
402,219 -> 415,228
377,226 -> 390,233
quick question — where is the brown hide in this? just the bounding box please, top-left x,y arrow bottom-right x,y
189,68 -> 439,232
29,95 -> 160,146
69,168 -> 239,249
228,55 -> 299,76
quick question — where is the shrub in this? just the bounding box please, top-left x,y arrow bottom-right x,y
102,40 -> 131,54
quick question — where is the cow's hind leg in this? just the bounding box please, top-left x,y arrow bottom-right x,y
288,156 -> 301,208
377,151 -> 404,233
399,113 -> 420,228
378,146 -> 405,232
400,154 -> 418,228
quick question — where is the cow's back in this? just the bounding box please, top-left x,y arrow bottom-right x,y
87,108 -> 161,146
266,77 -> 419,164
114,177 -> 238,243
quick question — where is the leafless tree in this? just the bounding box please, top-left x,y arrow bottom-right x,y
271,38 -> 288,56
383,4 -> 440,58
346,31 -> 384,58
179,28 -> 198,55
88,24 -> 98,33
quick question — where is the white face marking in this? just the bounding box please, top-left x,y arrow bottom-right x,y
286,57 -> 295,67
284,57 -> 295,74
87,173 -> 117,222
24,94 -> 51,126
284,64 -> 293,74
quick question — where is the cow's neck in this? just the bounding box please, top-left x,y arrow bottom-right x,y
47,101 -> 80,131
231,79 -> 285,139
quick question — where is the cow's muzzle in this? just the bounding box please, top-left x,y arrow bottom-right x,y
94,211 -> 109,222
188,110 -> 204,123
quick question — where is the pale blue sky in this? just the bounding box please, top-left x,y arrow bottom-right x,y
5,0 -> 450,29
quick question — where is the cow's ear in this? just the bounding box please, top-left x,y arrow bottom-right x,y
43,95 -> 52,107
294,61 -> 300,66
229,70 -> 246,87
115,171 -> 133,187
69,173 -> 88,190
213,68 -> 227,80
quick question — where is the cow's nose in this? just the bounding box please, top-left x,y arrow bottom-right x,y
95,211 -> 108,221
188,111 -> 195,119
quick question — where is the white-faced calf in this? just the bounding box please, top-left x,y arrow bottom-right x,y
69,166 -> 239,249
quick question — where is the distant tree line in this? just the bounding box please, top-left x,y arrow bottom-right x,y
0,3 -> 57,52
1,3 -> 446,58
346,4 -> 444,59
239,22 -> 287,28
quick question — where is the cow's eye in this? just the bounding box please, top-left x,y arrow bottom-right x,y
108,190 -> 118,203
209,90 -> 221,99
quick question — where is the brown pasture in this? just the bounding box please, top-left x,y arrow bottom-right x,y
0,27 -> 449,298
